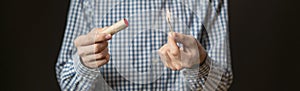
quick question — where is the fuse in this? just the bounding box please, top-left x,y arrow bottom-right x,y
166,9 -> 174,32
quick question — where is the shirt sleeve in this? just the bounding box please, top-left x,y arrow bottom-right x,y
180,0 -> 233,90
55,0 -> 110,90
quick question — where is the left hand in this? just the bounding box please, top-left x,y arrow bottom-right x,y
158,32 -> 207,70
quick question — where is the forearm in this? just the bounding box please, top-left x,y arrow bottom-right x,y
185,35 -> 232,90
187,0 -> 232,90
180,55 -> 233,91
56,52 -> 101,91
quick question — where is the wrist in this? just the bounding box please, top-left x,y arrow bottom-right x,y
196,40 -> 207,64
200,49 -> 207,64
73,52 -> 101,78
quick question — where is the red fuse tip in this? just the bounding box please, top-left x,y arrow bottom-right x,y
124,18 -> 129,27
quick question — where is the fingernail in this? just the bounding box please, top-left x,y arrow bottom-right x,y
105,34 -> 112,39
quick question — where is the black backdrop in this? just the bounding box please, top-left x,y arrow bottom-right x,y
1,0 -> 299,91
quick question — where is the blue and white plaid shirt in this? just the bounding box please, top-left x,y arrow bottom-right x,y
56,0 -> 233,91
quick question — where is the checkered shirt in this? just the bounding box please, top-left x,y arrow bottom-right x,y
56,0 -> 233,91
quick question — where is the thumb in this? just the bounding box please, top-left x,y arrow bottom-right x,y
173,32 -> 195,49
168,32 -> 179,56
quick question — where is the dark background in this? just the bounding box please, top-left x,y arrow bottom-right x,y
1,0 -> 299,91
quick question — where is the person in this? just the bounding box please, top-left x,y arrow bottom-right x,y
56,0 -> 233,91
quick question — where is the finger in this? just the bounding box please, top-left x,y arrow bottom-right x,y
95,59 -> 109,68
158,45 -> 169,67
97,54 -> 110,67
74,35 -> 88,47
74,33 -> 110,47
158,51 -> 175,70
158,44 -> 176,70
173,32 -> 197,49
77,42 -> 108,56
93,42 -> 108,53
89,28 -> 112,43
167,51 -> 182,70
167,32 -> 180,56
81,48 -> 109,62
167,32 -> 181,70
91,48 -> 109,61
84,28 -> 112,46
105,53 -> 110,61
84,58 -> 109,69
91,54 -> 110,68
91,27 -> 112,41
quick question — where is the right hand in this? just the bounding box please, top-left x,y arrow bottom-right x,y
74,27 -> 112,69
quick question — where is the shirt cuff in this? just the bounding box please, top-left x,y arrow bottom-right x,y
72,53 -> 101,80
198,56 -> 211,76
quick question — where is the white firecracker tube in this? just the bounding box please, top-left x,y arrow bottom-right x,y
101,18 -> 129,35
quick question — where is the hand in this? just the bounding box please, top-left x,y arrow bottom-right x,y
158,32 -> 207,70
74,27 -> 112,69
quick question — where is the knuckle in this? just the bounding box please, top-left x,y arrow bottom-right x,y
77,50 -> 84,56
103,48 -> 109,53
171,51 -> 179,56
161,50 -> 168,55
106,54 -> 110,59
104,59 -> 109,64
95,53 -> 105,59
94,49 -> 100,54
94,44 -> 101,52
74,35 -> 84,47
80,57 -> 88,63
96,60 -> 109,67
94,43 -> 107,53
100,42 -> 108,49
186,53 -> 193,57
96,61 -> 103,67
96,33 -> 106,41
96,34 -> 102,40
94,49 -> 101,53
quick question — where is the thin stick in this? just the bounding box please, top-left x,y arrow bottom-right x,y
166,9 -> 174,32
